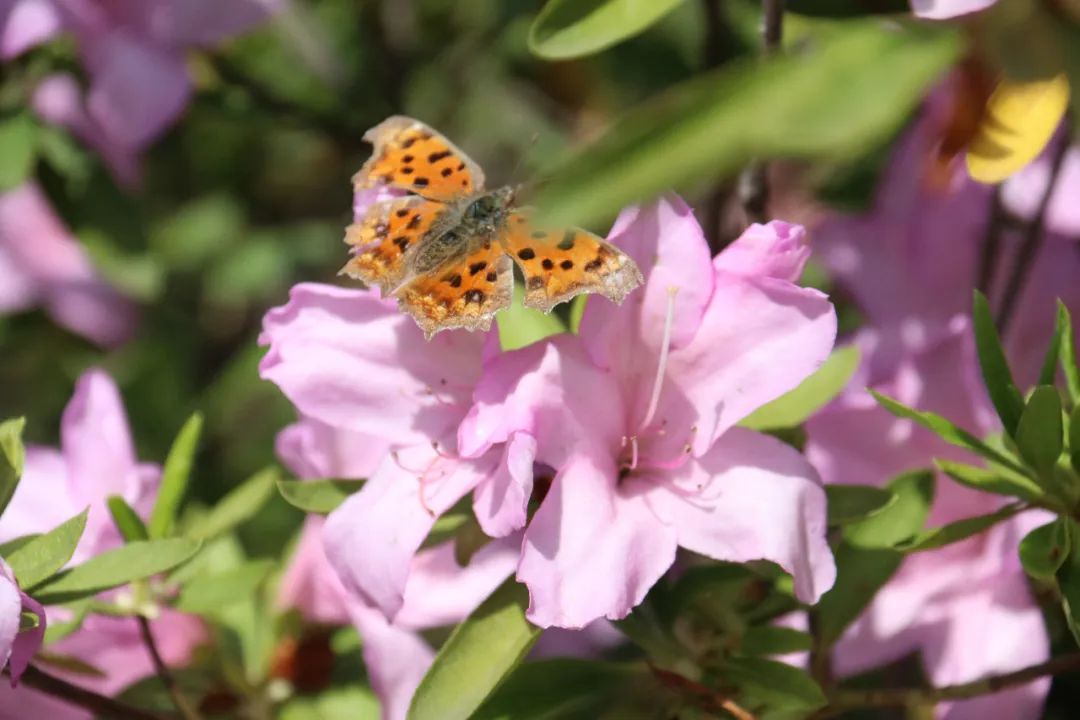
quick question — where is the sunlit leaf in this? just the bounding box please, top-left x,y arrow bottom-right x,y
896,502 -> 1024,553
0,417 -> 26,518
935,459 -> 1047,503
276,477 -> 365,514
0,113 -> 37,191
528,0 -> 688,60
473,660 -> 646,720
186,467 -> 279,541
7,510 -> 88,590
843,470 -> 934,549
148,413 -> 204,539
972,291 -> 1024,436
1020,518 -> 1071,582
497,286 -> 566,351
107,496 -> 149,542
825,484 -> 895,526
1016,386 -> 1064,476
175,559 -> 275,614
741,346 -> 860,430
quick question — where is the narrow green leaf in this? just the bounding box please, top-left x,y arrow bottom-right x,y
32,538 -> 201,603
107,496 -> 148,542
739,626 -> 813,656
871,391 -> 1031,477
1016,386 -> 1064,476
454,514 -> 493,566
897,503 -> 1024,553
35,652 -> 106,678
1020,518 -> 1071,582
532,22 -> 957,229
1059,301 -> 1080,405
528,0 -> 687,59
1039,303 -> 1067,387
148,413 -> 203,539
843,470 -> 934,549
408,579 -> 542,720
0,417 -> 26,518
473,660 -> 646,720
422,511 -> 472,549
175,559 -> 275,614
1056,520 -> 1080,647
741,346 -> 861,430
497,286 -> 567,350
7,510 -> 88,589
935,459 -> 1046,503
0,113 -> 37,190
972,291 -> 1025,436
186,467 -> 279,541
723,656 -> 826,711
824,485 -> 896,526
0,534 -> 39,557
817,543 -> 903,645
276,477 -> 365,514
1071,404 -> 1080,474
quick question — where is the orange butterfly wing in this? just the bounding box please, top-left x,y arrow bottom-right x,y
341,196 -> 446,293
355,116 -> 485,202
502,212 -> 644,313
395,243 -> 514,339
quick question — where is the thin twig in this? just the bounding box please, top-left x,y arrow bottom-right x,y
13,665 -> 170,720
649,664 -> 758,719
821,652 -> 1080,716
137,616 -> 202,720
995,132 -> 1071,333
976,185 -> 1006,293
807,609 -> 833,689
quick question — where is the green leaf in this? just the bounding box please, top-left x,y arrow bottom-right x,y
276,477 -> 365,514
0,417 -> 26,518
897,503 -> 1024,553
871,391 -> 1031,477
1039,302 -> 1067,387
473,660 -> 645,720
148,413 -> 203,539
723,656 -> 826,711
408,579 -> 542,720
935,459 -> 1046,503
972,291 -> 1025,437
175,559 -> 275,614
7,510 -> 88,589
816,543 -> 903,646
740,346 -> 860,430
1071,404 -> 1080,474
422,511 -> 472,549
1056,520 -> 1080,646
1016,386 -> 1064,476
43,601 -> 90,644
824,484 -> 895,526
281,686 -> 381,720
498,286 -> 567,350
186,467 -> 279,541
532,22 -> 958,230
32,538 -> 201,603
739,626 -> 813,656
1060,301 -> 1080,405
0,113 -> 37,191
1020,518 -> 1071,582
528,0 -> 687,59
454,514 -> 493,566
843,470 -> 934,549
0,534 -> 38,557
107,496 -> 148,542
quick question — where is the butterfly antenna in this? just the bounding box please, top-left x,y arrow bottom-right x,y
506,132 -> 541,193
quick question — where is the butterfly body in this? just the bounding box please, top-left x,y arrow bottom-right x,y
342,116 -> 643,339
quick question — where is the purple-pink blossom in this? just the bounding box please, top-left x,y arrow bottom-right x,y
0,559 -> 45,687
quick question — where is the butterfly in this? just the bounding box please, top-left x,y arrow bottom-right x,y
341,116 -> 644,339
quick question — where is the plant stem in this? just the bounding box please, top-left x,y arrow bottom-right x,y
995,132 -> 1071,333
137,615 -> 202,720
14,665 -> 169,720
976,185 -> 1006,294
823,652 -> 1080,715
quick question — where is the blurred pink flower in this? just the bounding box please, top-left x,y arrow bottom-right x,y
1,0 -> 279,183
0,182 -> 135,346
458,197 -> 837,628
1002,143 -> 1080,239
0,369 -> 204,718
0,559 -> 45,685
909,0 -> 995,19
806,105 -> 1063,718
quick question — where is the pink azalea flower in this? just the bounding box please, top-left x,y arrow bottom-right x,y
1,0 -> 279,183
805,104 -> 1064,718
0,369 -> 204,718
0,559 -> 45,685
1002,143 -> 1080,240
458,196 -> 838,628
910,0 -> 996,19
0,182 -> 135,346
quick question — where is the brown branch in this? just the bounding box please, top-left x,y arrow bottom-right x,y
137,616 -> 202,720
995,131 -> 1071,333
14,665 -> 170,720
977,185 -> 1007,294
650,663 -> 758,720
822,652 -> 1080,716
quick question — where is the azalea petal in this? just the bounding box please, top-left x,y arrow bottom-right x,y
278,516 -> 351,625
108,0 -> 277,47
657,273 -> 836,459
0,240 -> 37,312
0,0 -> 62,59
713,221 -> 810,282
9,592 -> 44,683
61,369 -> 138,506
472,432 -> 536,538
0,447 -> 77,544
517,453 -> 678,628
646,427 -> 835,604
348,602 -> 433,720
395,538 -> 519,629
459,336 -> 624,465
0,562 -> 21,682
275,418 -> 390,480
909,0 -> 996,18
82,30 -> 190,151
261,283 -> 483,447
323,446 -> 496,620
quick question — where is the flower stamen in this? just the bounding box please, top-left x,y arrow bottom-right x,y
638,287 -> 679,434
